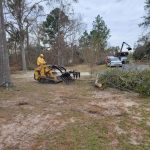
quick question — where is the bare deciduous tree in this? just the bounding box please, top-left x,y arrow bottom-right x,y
5,0 -> 44,71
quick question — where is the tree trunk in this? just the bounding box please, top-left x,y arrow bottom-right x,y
26,21 -> 29,49
57,35 -> 61,65
21,40 -> 27,71
0,0 -> 11,87
20,29 -> 27,71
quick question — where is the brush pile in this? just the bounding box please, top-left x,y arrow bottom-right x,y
97,69 -> 150,96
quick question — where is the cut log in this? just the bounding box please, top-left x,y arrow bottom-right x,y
95,74 -> 102,88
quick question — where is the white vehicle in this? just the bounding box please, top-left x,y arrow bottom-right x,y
120,56 -> 128,64
106,56 -> 122,67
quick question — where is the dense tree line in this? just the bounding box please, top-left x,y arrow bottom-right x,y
4,0 -> 81,71
2,0 -> 111,73
79,15 -> 110,65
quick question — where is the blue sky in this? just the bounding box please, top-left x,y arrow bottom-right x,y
73,0 -> 146,47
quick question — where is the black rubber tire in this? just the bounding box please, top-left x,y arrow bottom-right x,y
122,61 -> 125,64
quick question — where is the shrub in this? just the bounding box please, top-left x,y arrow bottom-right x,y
98,69 -> 150,96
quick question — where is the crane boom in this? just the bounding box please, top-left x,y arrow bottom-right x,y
120,42 -> 132,53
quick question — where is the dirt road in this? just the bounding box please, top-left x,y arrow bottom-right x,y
0,71 -> 149,150
123,64 -> 150,71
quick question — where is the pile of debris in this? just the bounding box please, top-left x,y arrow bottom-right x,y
95,69 -> 150,96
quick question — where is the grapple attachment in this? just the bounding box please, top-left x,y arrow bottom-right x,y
69,71 -> 80,79
51,65 -> 80,84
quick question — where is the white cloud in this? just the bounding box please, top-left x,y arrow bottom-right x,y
73,0 -> 145,47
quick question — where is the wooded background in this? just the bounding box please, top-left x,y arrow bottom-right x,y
0,0 -> 150,86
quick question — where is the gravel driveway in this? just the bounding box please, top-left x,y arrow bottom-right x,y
122,64 -> 150,71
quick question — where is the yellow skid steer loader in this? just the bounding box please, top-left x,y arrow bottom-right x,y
34,65 -> 80,84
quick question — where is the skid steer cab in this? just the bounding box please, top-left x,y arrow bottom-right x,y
34,65 -> 80,84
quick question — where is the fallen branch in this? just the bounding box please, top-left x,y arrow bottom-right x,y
96,69 -> 150,96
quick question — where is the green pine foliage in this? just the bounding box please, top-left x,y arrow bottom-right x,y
98,69 -> 150,96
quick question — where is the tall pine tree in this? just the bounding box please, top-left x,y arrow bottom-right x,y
0,0 -> 11,87
140,0 -> 150,28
